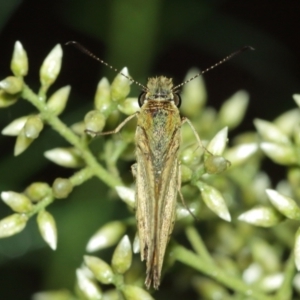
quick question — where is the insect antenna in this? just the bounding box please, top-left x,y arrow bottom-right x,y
172,46 -> 254,91
66,41 -> 147,90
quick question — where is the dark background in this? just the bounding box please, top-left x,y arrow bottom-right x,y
0,1 -> 300,299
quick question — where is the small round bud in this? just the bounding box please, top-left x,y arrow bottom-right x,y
84,110 -> 106,134
111,235 -> 132,274
204,155 -> 230,174
52,178 -> 73,199
181,164 -> 192,182
25,182 -> 51,202
0,76 -> 23,94
24,115 -> 44,139
11,41 -> 28,77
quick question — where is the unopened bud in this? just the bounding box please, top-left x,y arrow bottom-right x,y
25,182 -> 51,202
219,90 -> 249,129
24,115 -> 43,139
37,210 -> 57,250
14,128 -> 34,156
84,110 -> 106,134
181,68 -> 207,117
1,191 -> 32,213
86,221 -> 126,252
118,97 -> 139,115
52,178 -> 73,199
40,44 -> 62,89
84,255 -> 114,284
0,76 -> 23,94
122,285 -> 154,300
111,67 -> 131,102
0,213 -> 28,238
238,206 -> 283,227
11,41 -> 28,77
47,86 -> 71,116
111,235 -> 132,274
196,181 -> 231,221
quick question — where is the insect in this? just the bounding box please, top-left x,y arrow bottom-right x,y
67,42 -> 253,289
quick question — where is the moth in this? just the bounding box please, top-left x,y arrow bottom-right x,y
68,41 -> 252,289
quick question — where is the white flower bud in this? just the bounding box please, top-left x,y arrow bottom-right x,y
181,68 -> 207,117
86,221 -> 126,252
44,147 -> 83,168
37,210 -> 57,250
0,213 -> 28,238
1,115 -> 28,136
76,268 -> 102,300
118,97 -> 139,115
254,119 -> 291,145
111,67 -> 131,102
46,86 -> 71,116
40,44 -> 62,89
196,181 -> 231,221
111,235 -> 132,274
207,127 -> 228,155
1,191 -> 32,213
84,255 -> 114,284
238,206 -> 283,227
0,76 -> 23,94
122,285 -> 154,300
219,90 -> 249,130
11,41 -> 28,77
115,186 -> 135,208
266,189 -> 300,220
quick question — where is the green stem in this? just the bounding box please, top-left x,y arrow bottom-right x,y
173,245 -> 273,300
22,84 -> 122,189
185,226 -> 215,265
275,251 -> 295,300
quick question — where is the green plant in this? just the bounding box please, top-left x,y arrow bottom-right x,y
1,41 -> 300,300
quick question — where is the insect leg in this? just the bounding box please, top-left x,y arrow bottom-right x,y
181,117 -> 212,155
85,112 -> 139,136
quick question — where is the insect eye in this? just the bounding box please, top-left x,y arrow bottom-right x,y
174,93 -> 181,107
138,92 -> 146,107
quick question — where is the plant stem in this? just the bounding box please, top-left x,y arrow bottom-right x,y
173,245 -> 273,300
275,251 -> 295,300
22,84 -> 122,189
185,226 -> 215,265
